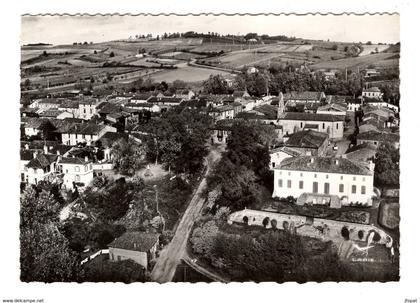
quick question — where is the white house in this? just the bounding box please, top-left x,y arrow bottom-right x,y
24,153 -> 59,185
362,87 -> 383,99
208,105 -> 235,121
108,232 -> 160,269
59,156 -> 94,190
269,146 -> 303,170
61,123 -> 116,146
272,156 -> 375,207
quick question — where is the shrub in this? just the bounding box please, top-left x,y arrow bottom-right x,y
271,219 -> 278,229
341,226 -> 350,240
262,217 -> 270,228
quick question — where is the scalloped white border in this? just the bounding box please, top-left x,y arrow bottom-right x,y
2,1 -> 419,303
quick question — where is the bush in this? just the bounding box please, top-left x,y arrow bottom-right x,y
271,219 -> 278,229
262,217 -> 270,228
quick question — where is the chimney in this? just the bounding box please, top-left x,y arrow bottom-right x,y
335,159 -> 339,165
43,145 -> 48,154
33,150 -> 37,159
25,144 -> 29,150
310,157 -> 314,164
85,156 -> 89,163
49,146 -> 53,150
56,150 -> 60,156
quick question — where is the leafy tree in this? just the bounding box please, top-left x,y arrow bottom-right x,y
20,187 -> 81,282
203,74 -> 229,94
191,220 -> 219,257
84,259 -> 146,283
374,142 -> 400,188
111,138 -> 145,176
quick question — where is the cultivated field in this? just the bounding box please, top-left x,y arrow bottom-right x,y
150,63 -> 233,82
310,52 -> 399,70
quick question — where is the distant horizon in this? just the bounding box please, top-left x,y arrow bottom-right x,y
21,14 -> 400,46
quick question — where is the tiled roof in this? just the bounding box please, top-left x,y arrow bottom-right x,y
254,104 -> 278,120
357,130 -> 399,143
364,87 -> 381,93
131,93 -> 153,101
317,103 -> 347,112
27,153 -> 58,169
279,112 -> 345,122
284,91 -> 324,101
109,232 -> 159,252
285,130 -> 328,149
59,157 -> 91,165
277,156 -> 372,175
148,97 -> 183,104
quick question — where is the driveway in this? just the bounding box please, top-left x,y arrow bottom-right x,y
150,146 -> 222,283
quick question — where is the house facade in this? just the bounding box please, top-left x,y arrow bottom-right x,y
272,156 -> 375,207
61,124 -> 116,146
108,232 -> 160,269
24,153 -> 58,185
362,87 -> 382,99
59,157 -> 94,190
278,112 -> 344,139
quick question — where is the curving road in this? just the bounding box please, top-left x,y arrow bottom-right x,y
150,146 -> 222,283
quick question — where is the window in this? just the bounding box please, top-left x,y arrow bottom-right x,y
75,166 -> 80,172
278,179 -> 283,187
362,177 -> 365,182
361,186 -> 366,195
336,123 -> 339,130
353,176 -> 356,181
314,174 -> 317,178
340,176 -> 343,180
299,181 -> 304,189
288,172 -> 291,176
84,165 -> 88,172
287,180 -> 292,188
339,184 -> 344,193
313,182 -> 318,193
324,183 -> 330,194
300,122 -> 303,128
75,175 -> 80,182
352,185 -> 357,194
322,123 -> 325,129
272,162 -> 276,168
300,173 -> 303,177
117,256 -> 121,261
326,174 -> 329,179
89,164 -> 92,170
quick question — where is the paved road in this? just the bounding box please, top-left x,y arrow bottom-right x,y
150,147 -> 222,283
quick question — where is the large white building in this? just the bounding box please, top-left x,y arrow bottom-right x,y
272,156 -> 375,207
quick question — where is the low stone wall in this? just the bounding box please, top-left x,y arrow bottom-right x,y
228,209 -> 392,246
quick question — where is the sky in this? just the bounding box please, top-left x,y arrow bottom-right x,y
21,14 -> 400,45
